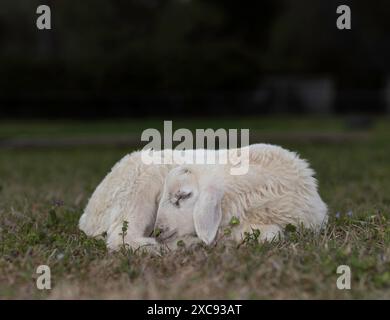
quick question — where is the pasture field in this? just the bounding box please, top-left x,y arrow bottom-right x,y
0,117 -> 389,299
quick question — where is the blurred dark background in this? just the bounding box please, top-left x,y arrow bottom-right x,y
1,0 -> 390,118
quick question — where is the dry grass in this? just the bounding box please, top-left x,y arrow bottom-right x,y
0,117 -> 389,299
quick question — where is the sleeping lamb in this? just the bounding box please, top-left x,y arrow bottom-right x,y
79,144 -> 328,251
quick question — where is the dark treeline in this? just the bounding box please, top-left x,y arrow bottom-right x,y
0,0 -> 389,117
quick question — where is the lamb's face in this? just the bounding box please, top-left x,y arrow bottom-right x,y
154,166 -> 199,242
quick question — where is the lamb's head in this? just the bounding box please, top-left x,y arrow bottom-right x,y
154,165 -> 224,245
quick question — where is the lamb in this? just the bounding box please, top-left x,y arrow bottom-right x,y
79,144 -> 328,251
79,150 -> 171,250
154,144 -> 328,247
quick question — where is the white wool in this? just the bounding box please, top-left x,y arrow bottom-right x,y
79,144 -> 328,251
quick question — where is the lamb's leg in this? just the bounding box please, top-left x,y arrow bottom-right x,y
104,163 -> 169,252
106,232 -> 160,253
105,201 -> 160,251
233,224 -> 283,243
164,234 -> 204,250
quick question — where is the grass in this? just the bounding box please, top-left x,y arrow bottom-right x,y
0,116 -> 348,139
0,116 -> 389,299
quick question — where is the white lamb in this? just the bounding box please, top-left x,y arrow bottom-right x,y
79,144 -> 328,251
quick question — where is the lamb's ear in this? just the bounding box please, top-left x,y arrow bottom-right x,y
193,185 -> 223,245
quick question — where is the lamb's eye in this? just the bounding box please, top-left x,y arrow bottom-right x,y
178,192 -> 192,201
170,191 -> 192,207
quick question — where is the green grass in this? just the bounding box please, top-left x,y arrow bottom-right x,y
0,117 -> 389,299
0,116 -> 349,139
